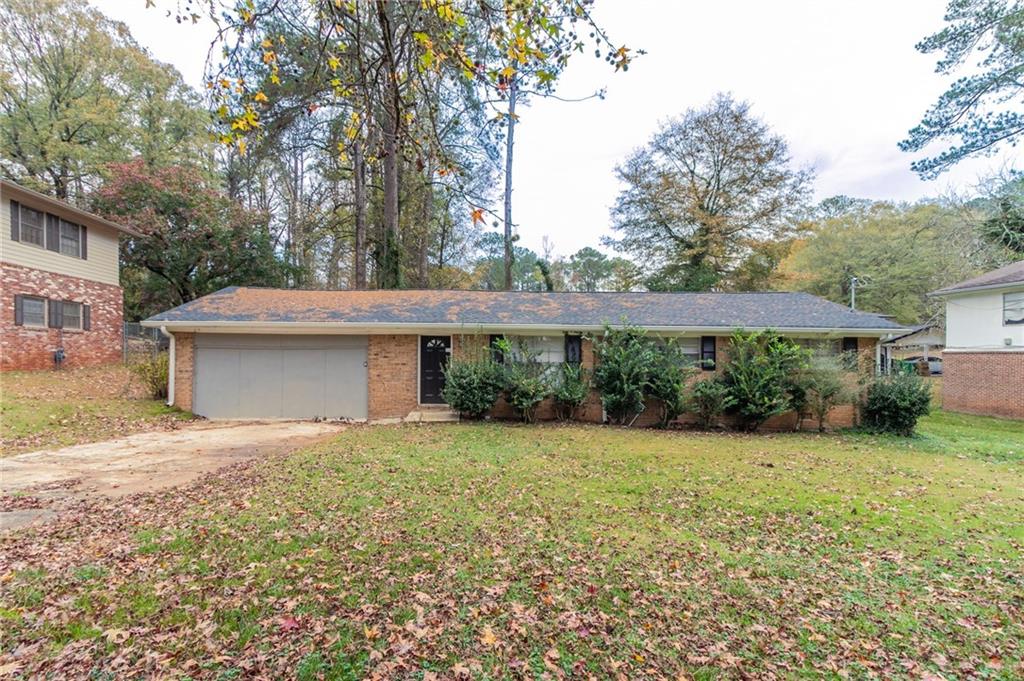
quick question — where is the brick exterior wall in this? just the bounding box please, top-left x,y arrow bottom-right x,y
942,351 -> 1024,419
1,262 -> 122,371
171,332 -> 194,412
367,334 -> 419,420
165,331 -> 881,427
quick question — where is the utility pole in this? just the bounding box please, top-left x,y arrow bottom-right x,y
849,276 -> 859,310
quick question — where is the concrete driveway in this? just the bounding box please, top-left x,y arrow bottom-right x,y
1,421 -> 342,531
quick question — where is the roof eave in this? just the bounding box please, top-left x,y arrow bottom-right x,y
142,319 -> 908,337
0,179 -> 142,237
930,280 -> 1024,297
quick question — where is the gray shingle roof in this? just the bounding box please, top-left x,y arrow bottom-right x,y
145,287 -> 905,332
931,260 -> 1024,295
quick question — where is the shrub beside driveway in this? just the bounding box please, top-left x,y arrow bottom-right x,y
1,420 -> 1021,678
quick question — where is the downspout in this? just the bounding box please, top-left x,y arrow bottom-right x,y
160,326 -> 175,407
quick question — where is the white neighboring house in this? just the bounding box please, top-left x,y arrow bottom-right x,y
931,261 -> 1024,419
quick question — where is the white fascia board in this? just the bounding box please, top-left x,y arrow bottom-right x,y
142,319 -> 909,337
931,282 -> 1024,297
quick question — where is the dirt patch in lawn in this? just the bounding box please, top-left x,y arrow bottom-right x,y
0,420 -> 343,531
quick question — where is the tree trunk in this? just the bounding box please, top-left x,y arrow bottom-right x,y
376,0 -> 402,289
352,138 -> 367,289
503,77 -> 518,291
418,179 -> 433,287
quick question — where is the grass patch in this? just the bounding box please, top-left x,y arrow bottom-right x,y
1,419 -> 1021,678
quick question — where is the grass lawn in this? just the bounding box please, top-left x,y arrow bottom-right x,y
0,364 -> 191,455
2,417 -> 1022,679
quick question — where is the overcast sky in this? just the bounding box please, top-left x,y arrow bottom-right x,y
93,0 -> 1017,258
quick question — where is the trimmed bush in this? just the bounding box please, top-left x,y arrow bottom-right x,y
441,357 -> 504,419
861,373 -> 931,436
553,362 -> 590,420
721,330 -> 809,431
131,352 -> 169,400
686,377 -> 735,429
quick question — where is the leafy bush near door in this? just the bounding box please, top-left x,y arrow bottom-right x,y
441,357 -> 504,419
792,353 -> 852,432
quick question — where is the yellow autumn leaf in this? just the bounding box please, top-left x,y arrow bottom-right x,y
479,625 -> 498,647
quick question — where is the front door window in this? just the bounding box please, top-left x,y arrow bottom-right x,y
420,336 -> 451,404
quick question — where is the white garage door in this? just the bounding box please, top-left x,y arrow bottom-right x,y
193,334 -> 368,420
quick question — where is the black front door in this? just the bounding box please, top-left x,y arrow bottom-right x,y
420,336 -> 451,404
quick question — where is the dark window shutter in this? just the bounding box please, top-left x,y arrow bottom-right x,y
489,334 -> 505,364
842,337 -> 859,353
14,294 -> 23,325
45,214 -> 60,252
82,304 -> 91,330
565,334 -> 582,365
700,336 -> 716,371
10,201 -> 20,241
80,224 -> 87,259
48,299 -> 63,328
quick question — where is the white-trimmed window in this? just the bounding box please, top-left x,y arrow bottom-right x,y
59,219 -> 82,257
676,337 -> 700,363
19,205 -> 45,247
1005,292 -> 1024,325
21,296 -> 46,327
62,301 -> 83,330
511,336 -> 565,364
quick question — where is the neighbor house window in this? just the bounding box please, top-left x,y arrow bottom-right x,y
59,219 -> 82,257
700,336 -> 717,370
675,337 -> 700,364
1005,291 -> 1024,325
62,301 -> 82,330
565,335 -> 583,365
18,204 -> 45,247
9,200 -> 86,258
21,296 -> 46,327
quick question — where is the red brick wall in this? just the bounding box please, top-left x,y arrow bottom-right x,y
368,334 -> 419,420
943,351 -> 1024,419
171,332 -> 194,412
0,262 -> 122,371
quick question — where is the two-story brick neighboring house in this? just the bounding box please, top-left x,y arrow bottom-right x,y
931,261 -> 1024,419
1,180 -> 138,371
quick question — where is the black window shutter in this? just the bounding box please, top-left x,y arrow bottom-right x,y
45,214 -> 60,252
14,294 -> 23,325
565,334 -> 582,365
48,299 -> 62,328
82,304 -> 91,330
10,201 -> 20,241
700,336 -> 716,370
489,334 -> 504,364
842,337 -> 859,353
80,224 -> 87,259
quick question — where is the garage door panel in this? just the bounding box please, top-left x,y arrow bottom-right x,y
324,347 -> 368,419
239,349 -> 284,417
192,334 -> 368,420
194,347 -> 241,418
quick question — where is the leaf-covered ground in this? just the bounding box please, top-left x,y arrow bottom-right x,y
1,420 -> 1022,679
0,364 -> 192,456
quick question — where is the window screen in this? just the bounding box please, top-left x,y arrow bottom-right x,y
62,301 -> 82,330
19,206 -> 45,247
59,220 -> 81,257
1005,292 -> 1024,325
22,297 -> 46,326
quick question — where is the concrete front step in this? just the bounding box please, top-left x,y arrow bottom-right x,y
404,409 -> 460,423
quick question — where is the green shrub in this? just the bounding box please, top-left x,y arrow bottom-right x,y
591,325 -> 657,424
553,363 -> 590,420
503,362 -> 551,423
131,352 -> 169,400
721,330 -> 808,432
441,357 -> 504,419
861,373 -> 931,436
686,378 -> 735,429
796,353 -> 851,432
646,339 -> 698,428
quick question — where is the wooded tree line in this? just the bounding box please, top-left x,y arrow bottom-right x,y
1,0 -> 1021,325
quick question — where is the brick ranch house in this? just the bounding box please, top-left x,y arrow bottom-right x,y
1,180 -> 138,371
931,261 -> 1024,419
143,287 -> 907,428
